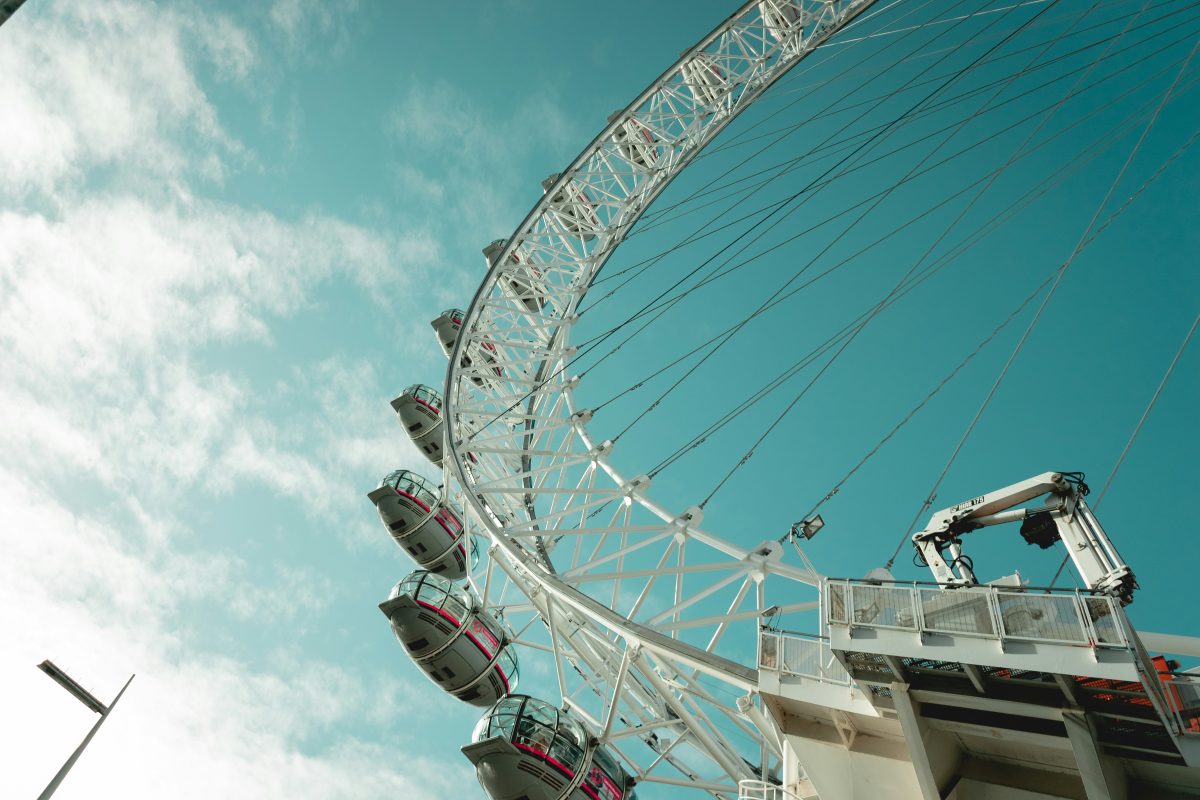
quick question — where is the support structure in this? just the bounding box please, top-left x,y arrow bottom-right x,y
755,580 -> 1200,798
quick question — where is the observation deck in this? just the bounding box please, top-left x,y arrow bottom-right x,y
756,579 -> 1200,799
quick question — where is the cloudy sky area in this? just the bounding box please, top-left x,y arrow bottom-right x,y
0,0 -> 598,796
3,1 -> 1198,798
1,0 -> 750,795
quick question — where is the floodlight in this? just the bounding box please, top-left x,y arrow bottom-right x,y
795,515 -> 824,540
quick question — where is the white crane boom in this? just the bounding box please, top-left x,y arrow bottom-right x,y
911,471 -> 1138,604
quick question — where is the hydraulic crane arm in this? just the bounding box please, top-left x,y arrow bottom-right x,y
911,471 -> 1138,605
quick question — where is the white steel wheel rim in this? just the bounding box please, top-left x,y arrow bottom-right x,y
443,1 -> 877,794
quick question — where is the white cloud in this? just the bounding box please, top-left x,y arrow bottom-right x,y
387,79 -> 580,288
390,80 -> 576,168
192,13 -> 258,83
0,1 -> 243,199
0,197 -> 433,510
268,0 -> 360,57
0,198 -> 432,373
0,0 -> 472,796
0,470 -> 476,800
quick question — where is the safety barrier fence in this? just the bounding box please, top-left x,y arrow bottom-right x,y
738,778 -> 805,800
758,630 -> 850,685
1160,673 -> 1200,735
758,581 -> 1200,739
824,579 -> 1128,649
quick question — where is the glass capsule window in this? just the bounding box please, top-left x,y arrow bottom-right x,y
525,699 -> 558,728
473,695 -> 523,742
472,696 -> 587,774
437,504 -> 464,534
550,710 -> 587,769
495,647 -> 519,689
439,308 -> 465,325
463,606 -> 508,651
586,747 -> 629,800
378,469 -> 440,509
591,747 -> 620,779
392,570 -> 474,620
402,384 -> 443,410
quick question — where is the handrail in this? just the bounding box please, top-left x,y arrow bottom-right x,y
738,779 -> 804,800
759,628 -> 829,641
760,630 -> 852,685
824,578 -> 1131,650
825,576 -> 1120,596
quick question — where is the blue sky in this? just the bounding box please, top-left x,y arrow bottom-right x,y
1,1 -> 1196,798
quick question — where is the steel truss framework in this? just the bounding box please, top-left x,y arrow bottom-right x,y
442,2 -> 876,795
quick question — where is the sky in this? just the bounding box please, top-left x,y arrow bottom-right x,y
1,1 -> 1196,799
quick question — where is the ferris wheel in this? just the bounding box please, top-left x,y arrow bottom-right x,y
377,3 -> 869,795
370,1 -> 1200,798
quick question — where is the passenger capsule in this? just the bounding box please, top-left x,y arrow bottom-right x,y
541,173 -> 600,241
380,570 -> 519,706
608,113 -> 660,172
759,0 -> 802,42
431,307 -> 504,387
368,469 -> 477,580
431,307 -> 465,356
391,384 -> 445,466
681,52 -> 728,108
463,695 -> 637,800
484,240 -> 547,314
389,384 -> 502,472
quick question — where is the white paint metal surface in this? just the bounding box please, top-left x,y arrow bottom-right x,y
438,1 -> 879,794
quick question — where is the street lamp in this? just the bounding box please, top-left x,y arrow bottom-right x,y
36,660 -> 134,800
0,0 -> 27,29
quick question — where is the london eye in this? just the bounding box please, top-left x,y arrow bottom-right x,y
370,2 -> 1200,797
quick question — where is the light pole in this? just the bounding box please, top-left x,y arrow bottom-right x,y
36,660 -> 134,800
0,0 -> 27,30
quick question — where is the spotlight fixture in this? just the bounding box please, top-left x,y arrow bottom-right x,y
791,515 -> 825,540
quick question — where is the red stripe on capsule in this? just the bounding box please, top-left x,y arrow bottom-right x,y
434,509 -> 468,560
513,742 -> 576,781
412,395 -> 441,416
394,489 -> 432,514
416,599 -> 462,629
415,599 -> 503,681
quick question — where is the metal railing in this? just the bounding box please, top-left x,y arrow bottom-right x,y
738,779 -> 805,800
759,630 -> 851,685
825,579 -> 1129,650
1160,672 -> 1200,735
